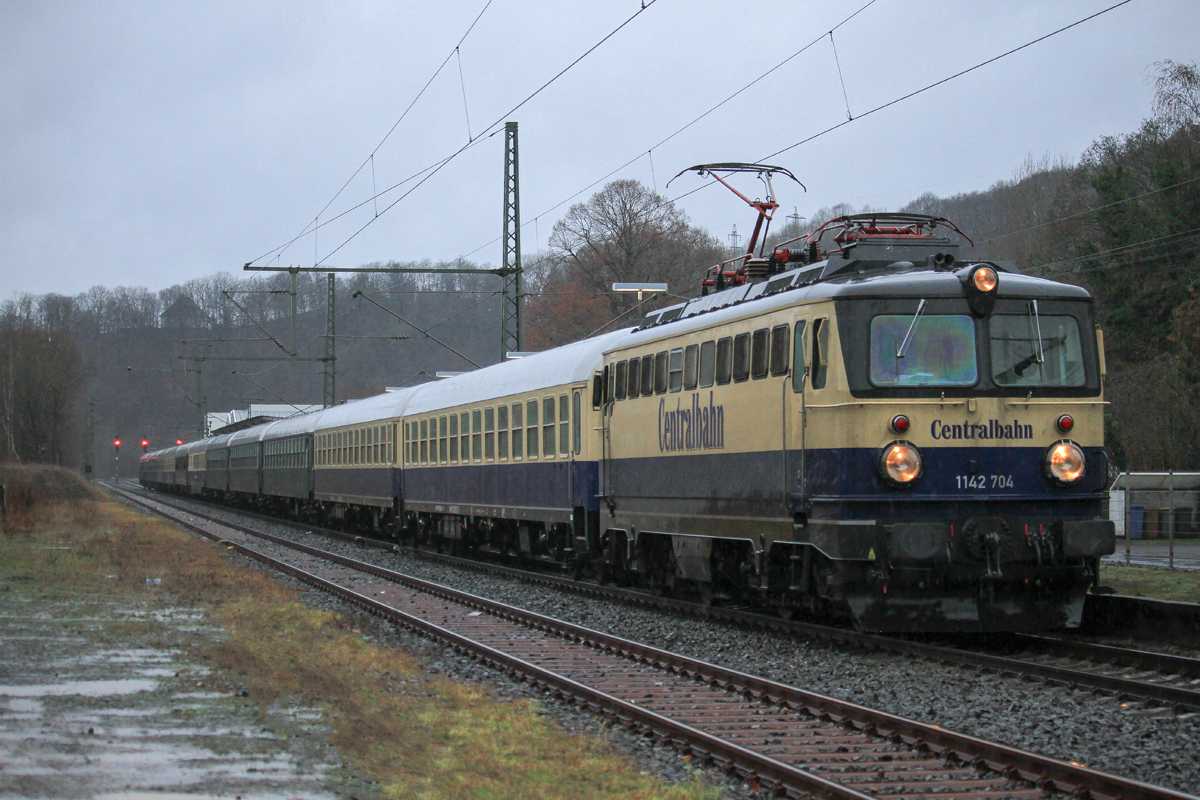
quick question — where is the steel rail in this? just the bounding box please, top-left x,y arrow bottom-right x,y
112,485 -> 1198,800
115,482 -> 1200,714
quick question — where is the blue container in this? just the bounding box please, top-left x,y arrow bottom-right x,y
1129,503 -> 1145,540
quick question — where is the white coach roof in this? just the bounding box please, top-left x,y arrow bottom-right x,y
312,386 -> 422,432
403,329 -> 631,416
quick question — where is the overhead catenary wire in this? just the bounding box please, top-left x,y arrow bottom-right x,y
253,1 -> 661,268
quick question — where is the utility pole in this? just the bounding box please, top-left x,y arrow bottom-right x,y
501,121 -> 523,361
84,398 -> 96,480
323,273 -> 336,407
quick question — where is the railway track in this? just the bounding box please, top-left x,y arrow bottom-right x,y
110,483 -> 1197,800
112,482 -> 1200,718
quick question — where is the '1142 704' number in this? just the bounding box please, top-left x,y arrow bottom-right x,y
956,474 -> 1014,490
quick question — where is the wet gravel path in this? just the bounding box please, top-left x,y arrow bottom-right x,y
125,490 -> 1200,796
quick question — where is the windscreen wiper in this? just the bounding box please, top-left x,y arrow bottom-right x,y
896,299 -> 927,359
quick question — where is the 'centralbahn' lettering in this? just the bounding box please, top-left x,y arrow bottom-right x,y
930,418 -> 1034,440
659,392 -> 725,453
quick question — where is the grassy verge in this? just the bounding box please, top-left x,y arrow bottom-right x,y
1099,563 -> 1200,604
0,470 -> 715,800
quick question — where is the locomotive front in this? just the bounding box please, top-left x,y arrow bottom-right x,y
797,218 -> 1116,632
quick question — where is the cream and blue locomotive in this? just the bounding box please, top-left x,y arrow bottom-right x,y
141,205 -> 1114,633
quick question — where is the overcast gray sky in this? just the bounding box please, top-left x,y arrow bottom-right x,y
3,0 -> 1197,299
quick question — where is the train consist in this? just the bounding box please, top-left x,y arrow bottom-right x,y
141,186 -> 1115,632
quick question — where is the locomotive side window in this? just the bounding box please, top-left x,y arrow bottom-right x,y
699,340 -> 716,387
668,348 -> 684,392
614,360 -> 627,400
770,324 -> 790,377
485,408 -> 495,460
716,337 -> 733,384
512,402 -> 524,459
654,351 -> 668,394
627,357 -> 641,398
460,412 -> 469,464
640,354 -> 654,396
751,328 -> 769,379
559,395 -> 569,455
573,391 -> 582,455
792,321 -> 808,392
449,414 -> 459,462
869,315 -> 976,387
543,397 -> 556,457
439,415 -> 448,463
812,319 -> 829,390
526,400 -> 539,458
990,314 -> 1085,387
498,405 -> 509,460
683,344 -> 699,390
733,333 -> 751,382
472,410 -> 482,461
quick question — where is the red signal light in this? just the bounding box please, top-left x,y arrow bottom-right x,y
113,439 -> 121,448
176,439 -> 183,445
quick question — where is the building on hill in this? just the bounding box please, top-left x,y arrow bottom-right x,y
159,296 -> 210,330
206,403 -> 323,435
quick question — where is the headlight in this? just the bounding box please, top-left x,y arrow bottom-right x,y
1044,440 -> 1085,485
880,441 -> 922,486
972,265 -> 998,293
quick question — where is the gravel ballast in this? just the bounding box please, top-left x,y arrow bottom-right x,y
125,489 -> 1200,796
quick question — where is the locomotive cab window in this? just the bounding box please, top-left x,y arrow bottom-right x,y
792,321 -> 808,392
812,319 -> 830,390
770,324 -> 790,377
869,314 -> 977,387
751,328 -> 769,379
990,314 -> 1085,387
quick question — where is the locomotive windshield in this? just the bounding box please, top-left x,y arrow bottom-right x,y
869,314 -> 978,386
990,314 -> 1085,387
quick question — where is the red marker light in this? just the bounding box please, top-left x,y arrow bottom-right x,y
891,414 -> 910,433
176,439 -> 183,445
1056,414 -> 1074,433
113,439 -> 121,448
141,439 -> 149,447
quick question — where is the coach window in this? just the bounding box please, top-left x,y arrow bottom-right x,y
377,426 -> 383,464
418,420 -> 427,464
716,337 -> 733,384
428,419 -> 436,465
449,414 -> 459,462
683,344 -> 699,390
459,412 -> 469,465
543,397 -> 556,457
526,399 -> 539,458
699,341 -> 716,387
751,328 -> 770,379
733,332 -> 751,382
438,416 -> 448,463
351,429 -> 358,465
791,321 -> 808,392
668,348 -> 684,392
498,405 -> 509,459
511,402 -> 523,459
654,351 -> 668,394
614,360 -> 627,400
812,318 -> 829,390
636,355 -> 651,397
626,357 -> 640,399
485,408 -> 495,460
572,391 -> 582,454
559,394 -> 569,455
472,410 -> 482,461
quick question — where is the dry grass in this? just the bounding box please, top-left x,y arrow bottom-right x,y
0,467 -> 716,800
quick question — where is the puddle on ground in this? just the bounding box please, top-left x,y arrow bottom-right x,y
0,679 -> 160,697
0,589 -> 349,799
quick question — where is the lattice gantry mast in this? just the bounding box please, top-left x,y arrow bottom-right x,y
322,273 -> 336,407
501,121 -> 523,361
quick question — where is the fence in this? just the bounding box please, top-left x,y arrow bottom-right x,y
1109,472 -> 1200,569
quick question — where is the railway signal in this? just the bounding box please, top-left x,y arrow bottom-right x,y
141,438 -> 149,452
113,438 -> 121,450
